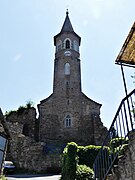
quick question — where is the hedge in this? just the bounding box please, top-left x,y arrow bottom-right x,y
77,145 -> 101,168
61,142 -> 101,180
76,165 -> 94,180
61,142 -> 78,180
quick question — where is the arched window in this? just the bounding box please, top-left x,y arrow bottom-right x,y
65,115 -> 71,128
64,63 -> 70,75
66,40 -> 70,49
64,38 -> 71,49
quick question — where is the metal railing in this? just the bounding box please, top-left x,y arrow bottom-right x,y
93,89 -> 135,180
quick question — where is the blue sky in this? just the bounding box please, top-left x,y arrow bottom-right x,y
0,0 -> 135,128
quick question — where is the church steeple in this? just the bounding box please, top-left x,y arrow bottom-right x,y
60,10 -> 74,33
54,11 -> 81,46
53,11 -> 82,95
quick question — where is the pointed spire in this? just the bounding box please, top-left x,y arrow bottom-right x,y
54,10 -> 81,46
60,10 -> 74,32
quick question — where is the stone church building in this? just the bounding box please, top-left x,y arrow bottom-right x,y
4,12 -> 107,172
38,11 -> 107,146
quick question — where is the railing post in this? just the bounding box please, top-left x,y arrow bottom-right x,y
121,64 -> 134,131
121,63 -> 128,96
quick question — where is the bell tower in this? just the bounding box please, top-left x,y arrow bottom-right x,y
53,10 -> 81,96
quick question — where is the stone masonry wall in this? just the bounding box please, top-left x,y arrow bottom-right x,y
6,107 -> 37,139
5,107 -> 62,173
8,134 -> 61,173
108,131 -> 135,180
38,93 -> 107,146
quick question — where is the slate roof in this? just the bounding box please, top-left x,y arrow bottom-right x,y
60,11 -> 74,32
54,11 -> 81,46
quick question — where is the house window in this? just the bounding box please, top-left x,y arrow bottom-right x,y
64,63 -> 70,75
65,115 -> 71,128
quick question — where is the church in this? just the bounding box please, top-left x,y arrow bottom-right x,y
4,11 -> 107,172
38,11 -> 107,146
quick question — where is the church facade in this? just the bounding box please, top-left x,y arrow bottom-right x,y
38,11 -> 107,146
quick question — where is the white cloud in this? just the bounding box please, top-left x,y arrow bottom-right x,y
13,53 -> 23,62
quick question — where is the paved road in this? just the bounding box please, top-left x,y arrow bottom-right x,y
7,174 -> 61,180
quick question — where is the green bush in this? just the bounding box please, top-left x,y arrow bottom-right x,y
61,139 -> 128,180
76,165 -> 94,180
61,142 -> 78,180
17,105 -> 26,115
17,101 -> 34,115
110,137 -> 128,151
61,142 -> 103,180
5,100 -> 34,117
77,145 -> 102,168
5,110 -> 16,117
117,143 -> 128,156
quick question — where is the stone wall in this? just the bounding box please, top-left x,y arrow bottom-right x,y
5,107 -> 62,173
108,131 -> 135,180
7,135 -> 61,173
6,107 -> 37,139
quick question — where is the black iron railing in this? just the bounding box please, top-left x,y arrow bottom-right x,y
93,89 -> 135,180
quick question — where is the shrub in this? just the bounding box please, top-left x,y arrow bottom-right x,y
5,110 -> 15,117
17,101 -> 34,115
5,100 -> 35,117
17,106 -> 26,115
76,165 -> 94,180
110,137 -> 128,151
117,143 -> 128,156
61,142 -> 78,180
109,138 -> 128,166
61,142 -> 103,180
26,100 -> 34,108
77,145 -> 102,168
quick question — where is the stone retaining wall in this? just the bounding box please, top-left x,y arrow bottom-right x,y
4,108 -> 61,173
108,131 -> 135,180
7,133 -> 61,173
